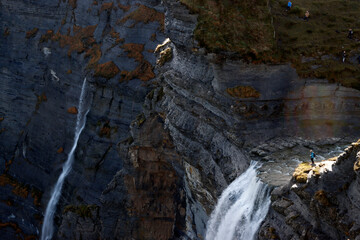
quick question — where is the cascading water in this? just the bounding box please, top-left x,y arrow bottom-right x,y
206,161 -> 271,240
41,78 -> 90,240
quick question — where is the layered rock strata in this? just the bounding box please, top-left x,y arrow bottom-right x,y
0,0 -> 165,238
259,140 -> 360,240
1,0 -> 360,239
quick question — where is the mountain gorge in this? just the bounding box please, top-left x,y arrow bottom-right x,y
1,0 -> 360,239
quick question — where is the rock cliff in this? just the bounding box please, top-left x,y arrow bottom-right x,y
259,140 -> 360,240
1,0 -> 360,239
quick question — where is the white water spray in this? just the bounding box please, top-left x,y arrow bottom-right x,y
206,161 -> 271,240
41,78 -> 90,240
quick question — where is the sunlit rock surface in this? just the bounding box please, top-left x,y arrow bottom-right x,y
259,141 -> 360,240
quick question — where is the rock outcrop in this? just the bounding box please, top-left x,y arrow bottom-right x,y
259,140 -> 360,240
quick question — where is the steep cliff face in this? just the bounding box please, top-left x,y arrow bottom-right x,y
1,0 -> 360,239
159,0 -> 360,193
0,0 -> 165,238
259,140 -> 360,240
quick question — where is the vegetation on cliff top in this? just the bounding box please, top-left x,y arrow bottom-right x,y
180,0 -> 360,89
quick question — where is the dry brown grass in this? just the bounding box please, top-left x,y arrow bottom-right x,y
226,86 -> 261,98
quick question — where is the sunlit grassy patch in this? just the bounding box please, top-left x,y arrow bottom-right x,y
180,0 -> 360,89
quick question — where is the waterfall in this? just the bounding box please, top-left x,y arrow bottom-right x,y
206,161 -> 271,240
41,78 -> 90,240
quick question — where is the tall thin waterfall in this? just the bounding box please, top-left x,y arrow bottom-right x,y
206,161 -> 271,240
41,78 -> 90,240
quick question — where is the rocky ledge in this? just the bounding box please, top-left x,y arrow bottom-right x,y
259,140 -> 360,240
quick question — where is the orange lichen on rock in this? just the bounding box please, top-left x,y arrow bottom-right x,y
120,61 -> 155,81
0,222 -> 22,234
0,174 -> 28,199
57,147 -> 64,153
0,174 -> 12,186
12,184 -> 29,199
314,190 -> 331,206
39,30 -> 54,43
4,27 -> 10,37
120,43 -> 155,81
100,2 -> 113,12
123,116 -> 181,239
58,25 -> 97,56
150,33 -> 156,41
121,43 -> 145,62
30,187 -> 42,206
0,221 -> 37,239
67,106 -> 78,114
68,0 -> 77,9
109,29 -> 124,45
85,44 -> 102,68
99,121 -> 111,138
94,61 -> 120,79
118,3 -> 131,12
40,93 -> 47,102
26,28 -> 39,39
118,4 -> 165,31
40,25 -> 97,57
226,86 -> 261,98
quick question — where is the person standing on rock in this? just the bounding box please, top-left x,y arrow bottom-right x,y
310,150 -> 315,164
304,11 -> 310,21
286,0 -> 292,11
342,50 -> 346,63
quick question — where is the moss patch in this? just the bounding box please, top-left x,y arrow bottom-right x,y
227,86 -> 261,98
293,162 -> 312,183
180,0 -> 274,54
